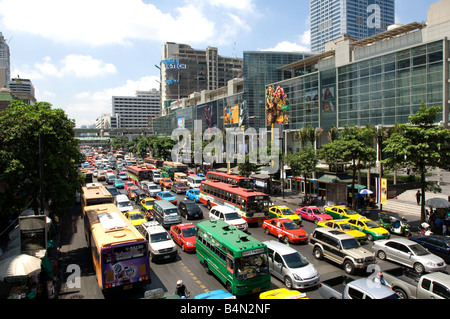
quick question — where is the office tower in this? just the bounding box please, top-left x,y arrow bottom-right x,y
160,42 -> 243,114
9,77 -> 36,104
0,32 -> 10,88
310,0 -> 395,53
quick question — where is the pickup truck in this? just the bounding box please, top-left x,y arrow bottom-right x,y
318,275 -> 398,299
381,267 -> 450,299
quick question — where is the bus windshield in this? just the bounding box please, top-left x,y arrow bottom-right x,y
246,197 -> 270,212
235,253 -> 269,280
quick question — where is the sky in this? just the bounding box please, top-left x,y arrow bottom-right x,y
0,0 -> 439,128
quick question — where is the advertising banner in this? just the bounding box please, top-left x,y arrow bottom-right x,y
375,177 -> 387,204
224,104 -> 239,125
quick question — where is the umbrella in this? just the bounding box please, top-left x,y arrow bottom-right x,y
0,254 -> 42,282
425,197 -> 450,209
359,189 -> 373,195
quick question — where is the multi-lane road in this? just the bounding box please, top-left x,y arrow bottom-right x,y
57,179 -> 449,300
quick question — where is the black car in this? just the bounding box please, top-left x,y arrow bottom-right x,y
178,200 -> 203,220
106,187 -> 120,198
171,182 -> 189,194
409,235 -> 450,263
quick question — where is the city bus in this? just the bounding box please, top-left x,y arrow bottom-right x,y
126,164 -> 152,185
144,158 -> 163,168
83,203 -> 151,293
199,180 -> 271,224
81,183 -> 114,215
206,171 -> 254,189
162,161 -> 188,179
196,220 -> 271,296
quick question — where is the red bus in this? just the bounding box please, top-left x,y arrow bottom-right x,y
126,165 -> 152,185
206,171 -> 254,189
144,158 -> 163,168
199,180 -> 271,224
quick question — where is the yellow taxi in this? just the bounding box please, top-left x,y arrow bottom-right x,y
324,205 -> 364,220
316,219 -> 368,243
347,217 -> 391,241
260,288 -> 308,299
139,197 -> 156,220
268,206 -> 302,225
124,210 -> 147,227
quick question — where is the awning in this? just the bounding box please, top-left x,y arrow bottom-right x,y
347,184 -> 366,190
316,174 -> 352,184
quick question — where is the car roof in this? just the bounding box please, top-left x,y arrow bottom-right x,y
314,227 -> 354,239
211,205 -> 236,213
264,240 -> 298,255
350,278 -> 396,298
176,223 -> 196,229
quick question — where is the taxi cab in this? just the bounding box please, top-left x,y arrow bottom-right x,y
316,219 -> 368,243
268,206 -> 302,225
324,205 -> 364,220
170,223 -> 196,252
140,197 -> 156,220
124,210 -> 147,227
259,288 -> 308,299
262,218 -> 308,244
347,217 -> 390,241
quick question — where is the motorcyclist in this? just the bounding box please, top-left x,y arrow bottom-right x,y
174,280 -> 190,298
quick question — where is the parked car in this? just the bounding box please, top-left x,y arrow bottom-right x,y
262,218 -> 308,244
372,238 -> 447,274
316,219 -> 368,243
324,205 -> 364,220
185,188 -> 200,202
170,223 -> 197,252
268,206 -> 302,225
265,240 -> 319,289
178,200 -> 203,220
156,191 -> 177,205
171,182 -> 189,194
347,217 -> 390,241
295,206 -> 332,224
409,235 -> 450,263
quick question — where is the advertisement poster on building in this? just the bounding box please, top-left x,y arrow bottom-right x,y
224,104 -> 239,125
177,116 -> 185,129
266,85 -> 289,125
197,102 -> 217,130
322,86 -> 335,112
305,89 -> 319,114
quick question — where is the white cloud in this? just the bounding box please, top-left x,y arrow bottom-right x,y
67,75 -> 160,127
12,55 -> 117,80
261,41 -> 310,53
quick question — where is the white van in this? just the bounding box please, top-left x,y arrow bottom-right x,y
209,205 -> 248,232
187,175 -> 203,189
137,221 -> 177,262
114,194 -> 133,213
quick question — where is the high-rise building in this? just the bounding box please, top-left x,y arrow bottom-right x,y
160,42 -> 243,114
9,77 -> 36,104
0,32 -> 10,88
310,0 -> 395,53
112,89 -> 160,130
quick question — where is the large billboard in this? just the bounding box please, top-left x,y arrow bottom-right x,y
224,104 -> 239,125
266,85 -> 289,125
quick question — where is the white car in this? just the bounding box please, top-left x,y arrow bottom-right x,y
209,205 -> 248,232
114,194 -> 133,214
137,221 -> 177,262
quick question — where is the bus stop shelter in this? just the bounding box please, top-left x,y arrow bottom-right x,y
316,173 -> 353,206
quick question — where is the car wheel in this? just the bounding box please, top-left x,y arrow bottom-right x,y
313,246 -> 323,260
394,288 -> 408,299
226,281 -> 233,293
284,236 -> 290,244
264,227 -> 270,235
343,260 -> 355,274
181,244 -> 185,252
284,276 -> 293,289
314,219 -> 319,225
367,233 -> 374,241
414,262 -> 425,274
377,250 -> 387,260
207,201 -> 211,210
203,261 -> 211,275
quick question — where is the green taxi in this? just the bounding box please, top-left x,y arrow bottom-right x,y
324,205 -> 364,220
347,217 -> 390,241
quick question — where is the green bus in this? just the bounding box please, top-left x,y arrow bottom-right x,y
196,220 -> 271,296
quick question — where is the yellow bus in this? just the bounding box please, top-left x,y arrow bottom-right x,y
81,183 -> 113,215
83,203 -> 151,292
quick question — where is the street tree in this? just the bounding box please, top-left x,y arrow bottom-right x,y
382,104 -> 450,222
0,100 -> 84,223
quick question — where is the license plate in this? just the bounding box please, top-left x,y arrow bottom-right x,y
164,255 -> 170,259
252,287 -> 261,293
123,284 -> 133,290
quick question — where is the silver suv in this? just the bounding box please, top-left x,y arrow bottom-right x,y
309,227 -> 376,274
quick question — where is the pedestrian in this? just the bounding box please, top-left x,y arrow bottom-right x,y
442,224 -> 447,236
416,190 -> 421,205
406,164 -> 411,175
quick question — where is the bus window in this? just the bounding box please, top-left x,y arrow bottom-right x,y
235,254 -> 269,280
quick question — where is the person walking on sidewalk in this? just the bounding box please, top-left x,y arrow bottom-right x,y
416,190 -> 421,205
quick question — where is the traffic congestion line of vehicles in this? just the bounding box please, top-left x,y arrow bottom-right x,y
79,151 -> 450,299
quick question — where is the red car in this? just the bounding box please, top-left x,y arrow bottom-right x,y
295,206 -> 333,224
124,181 -> 136,191
262,218 -> 308,244
170,223 -> 197,252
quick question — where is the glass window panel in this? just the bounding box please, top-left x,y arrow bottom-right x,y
411,45 -> 427,57
427,41 -> 443,53
428,51 -> 443,63
413,55 -> 427,66
384,62 -> 396,72
397,59 -> 410,69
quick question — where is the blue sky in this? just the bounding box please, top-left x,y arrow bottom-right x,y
0,0 -> 438,127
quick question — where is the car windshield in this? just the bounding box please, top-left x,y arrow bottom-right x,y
162,193 -> 173,198
182,228 -> 196,237
164,209 -> 179,216
365,220 -> 380,228
283,252 -> 309,268
184,203 -> 199,210
144,200 -> 154,205
129,213 -> 144,220
409,243 -> 430,256
224,212 -> 241,221
344,208 -> 358,215
149,185 -> 158,189
341,238 -> 360,249
280,208 -> 295,215
118,201 -> 131,207
176,183 -> 185,187
150,232 -> 171,242
115,179 -> 123,183
283,221 -> 300,230
193,190 -> 199,195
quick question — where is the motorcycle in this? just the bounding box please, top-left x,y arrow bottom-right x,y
379,213 -> 410,237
